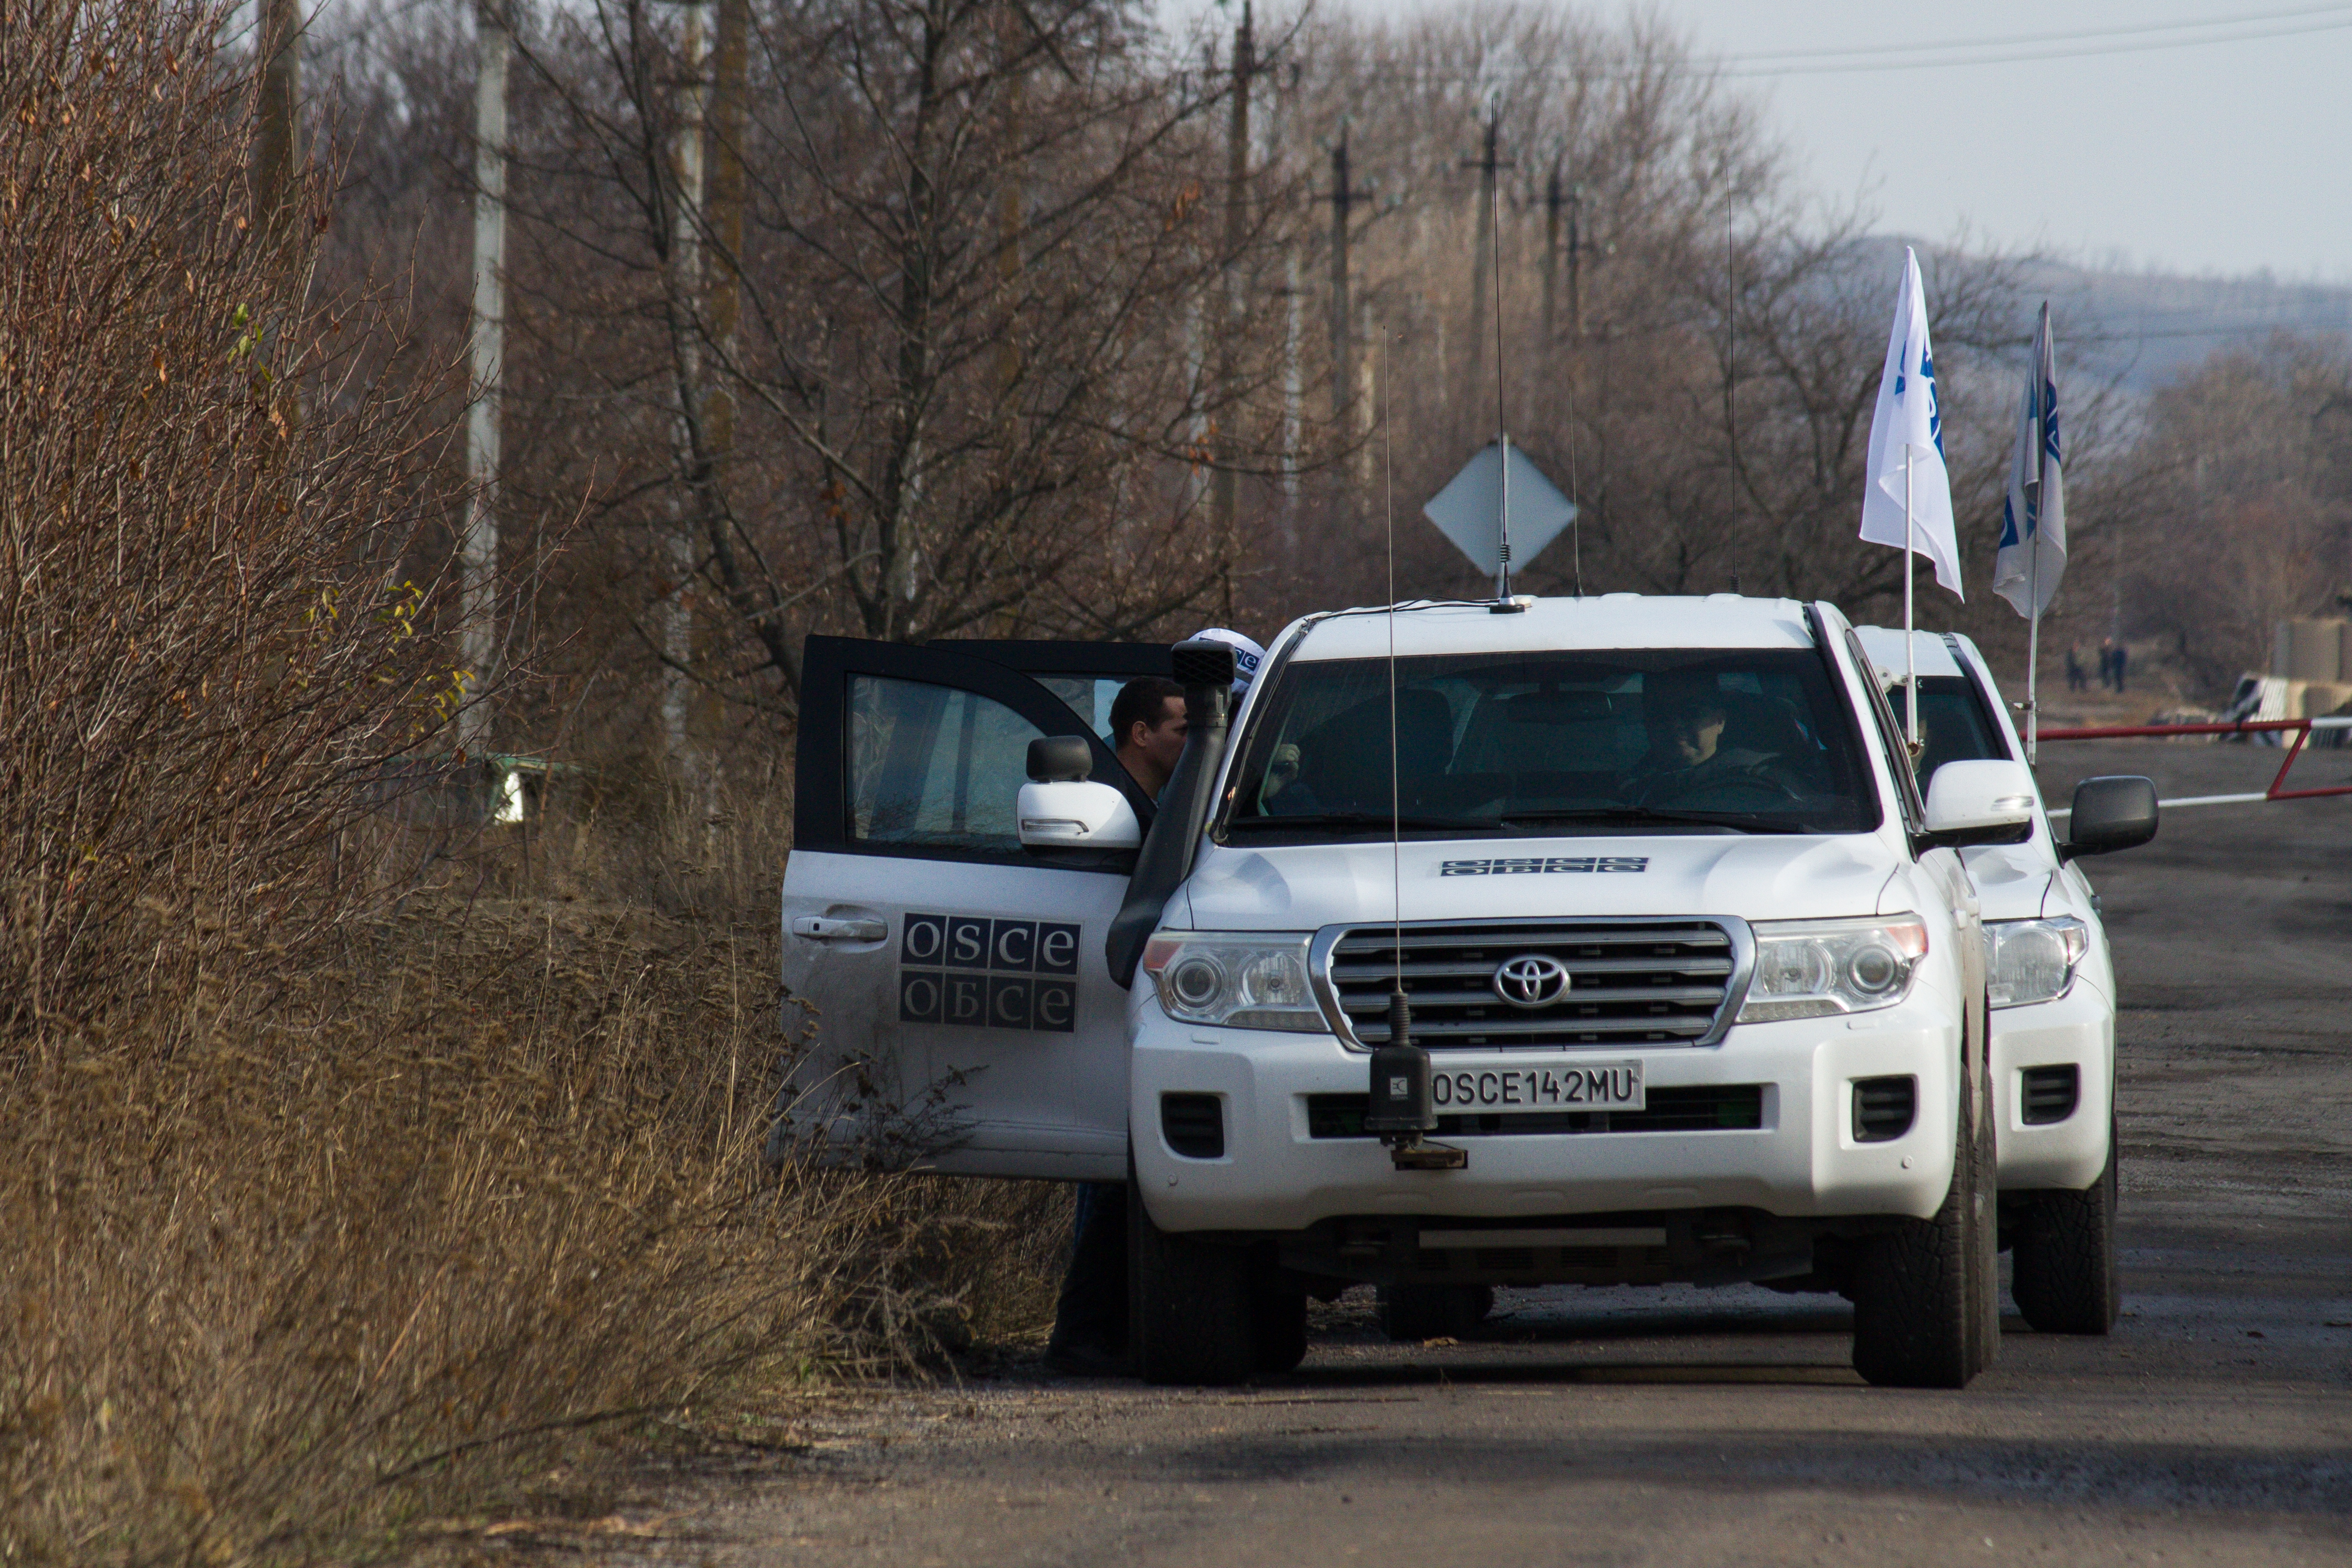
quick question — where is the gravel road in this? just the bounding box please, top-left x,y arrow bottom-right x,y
612,739 -> 2352,1567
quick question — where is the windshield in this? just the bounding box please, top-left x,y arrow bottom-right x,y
1218,648 -> 1881,842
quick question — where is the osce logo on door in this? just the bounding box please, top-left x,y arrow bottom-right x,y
898,913 -> 1080,1033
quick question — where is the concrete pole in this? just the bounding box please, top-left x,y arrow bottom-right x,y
662,2 -> 711,768
1464,103 -> 1496,427
459,0 -> 510,754
1328,126 -> 1352,424
254,0 -> 301,239
1208,2 -> 1252,550
1542,155 -> 1560,344
1281,245 -> 1300,506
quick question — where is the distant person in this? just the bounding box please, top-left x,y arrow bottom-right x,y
2065,645 -> 2088,693
2111,641 -> 2128,693
2098,638 -> 2118,691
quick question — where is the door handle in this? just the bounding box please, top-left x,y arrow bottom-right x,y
791,916 -> 888,942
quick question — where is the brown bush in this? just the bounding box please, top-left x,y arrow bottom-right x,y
0,0 -> 455,1043
0,7 -> 1067,1561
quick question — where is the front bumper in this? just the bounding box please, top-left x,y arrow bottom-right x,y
1988,977 -> 2113,1192
1130,999 -> 1963,1234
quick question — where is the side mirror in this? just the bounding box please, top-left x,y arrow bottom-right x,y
1920,758 -> 2037,850
1018,780 -> 1142,850
2061,775 -> 2158,862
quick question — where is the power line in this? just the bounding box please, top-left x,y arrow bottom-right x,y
1338,11 -> 2352,86
1719,13 -> 2352,75
1723,3 -> 2352,64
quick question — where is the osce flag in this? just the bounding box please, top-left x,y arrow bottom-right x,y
1858,248 -> 1963,597
1992,303 -> 2067,617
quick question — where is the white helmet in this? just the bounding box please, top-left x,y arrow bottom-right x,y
1189,627 -> 1266,694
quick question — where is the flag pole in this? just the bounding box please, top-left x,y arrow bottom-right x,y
1904,447 -> 1918,746
2025,307 -> 2046,767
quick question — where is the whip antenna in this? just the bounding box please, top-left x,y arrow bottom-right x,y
1361,328 -> 1462,1172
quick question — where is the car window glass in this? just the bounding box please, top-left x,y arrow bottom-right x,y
1912,676 -> 2009,787
1033,675 -> 1132,743
848,675 -> 1045,853
1220,648 -> 1879,838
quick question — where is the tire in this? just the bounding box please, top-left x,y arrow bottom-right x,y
1128,1180 -> 1256,1386
2011,1128 -> 2121,1335
1852,1001 -> 1997,1389
1251,1270 -> 1309,1374
1377,1284 -> 1492,1342
1964,986 -> 2002,1379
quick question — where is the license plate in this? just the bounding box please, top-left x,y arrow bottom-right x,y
1428,1059 -> 1645,1113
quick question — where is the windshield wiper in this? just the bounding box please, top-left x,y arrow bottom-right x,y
1225,811 -> 1501,835
1496,805 -> 1812,835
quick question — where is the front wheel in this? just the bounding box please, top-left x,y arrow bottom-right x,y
2011,1129 -> 2121,1335
1128,1181 -> 1256,1386
1852,1033 -> 1998,1388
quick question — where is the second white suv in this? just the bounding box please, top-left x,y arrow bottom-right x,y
1853,628 -> 2157,1337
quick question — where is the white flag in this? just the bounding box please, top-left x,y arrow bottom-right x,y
1858,248 -> 1962,597
1991,303 -> 2066,617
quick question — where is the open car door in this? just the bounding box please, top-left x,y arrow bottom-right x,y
777,636 -> 1170,1179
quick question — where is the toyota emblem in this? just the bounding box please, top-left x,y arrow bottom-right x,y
1493,954 -> 1573,1008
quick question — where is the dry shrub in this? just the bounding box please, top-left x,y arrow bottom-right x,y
0,6 -> 1068,1561
0,0 -> 454,1042
1,880 -> 1064,1563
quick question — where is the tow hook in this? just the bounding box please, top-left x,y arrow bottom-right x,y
1361,989 -> 1469,1172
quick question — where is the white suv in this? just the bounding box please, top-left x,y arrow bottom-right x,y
1853,627 -> 2156,1337
777,597 -> 2151,1388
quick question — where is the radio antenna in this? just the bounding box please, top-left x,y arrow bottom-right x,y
1362,326 -> 1462,1171
1384,330 -> 1402,996
1492,101 -> 1510,603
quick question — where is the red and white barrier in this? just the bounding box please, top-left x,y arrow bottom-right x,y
2039,715 -> 2352,812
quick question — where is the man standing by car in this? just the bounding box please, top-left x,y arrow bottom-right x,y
1045,638 -> 1261,1375
1108,676 -> 1187,798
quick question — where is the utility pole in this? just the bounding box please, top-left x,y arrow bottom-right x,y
1566,179 -> 1586,337
1208,2 -> 1252,552
459,0 -> 510,755
996,0 -> 1025,393
1459,99 -> 1510,425
1324,123 -> 1375,425
706,0 -> 747,460
1542,153 -> 1560,343
254,0 -> 301,241
661,1 -> 712,770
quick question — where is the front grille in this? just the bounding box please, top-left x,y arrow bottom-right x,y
1320,920 -> 1741,1049
1160,1093 -> 1225,1159
1306,1084 -> 1763,1139
1852,1075 -> 1916,1142
2020,1065 -> 2080,1126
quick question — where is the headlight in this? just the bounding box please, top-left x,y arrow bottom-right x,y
1737,915 -> 1929,1023
1140,930 -> 1322,1032
1984,916 -> 2089,1008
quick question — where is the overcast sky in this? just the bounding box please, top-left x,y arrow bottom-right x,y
1298,0 -> 2352,281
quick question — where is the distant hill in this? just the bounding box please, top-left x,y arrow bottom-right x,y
2029,259 -> 2352,394
1862,236 -> 2352,395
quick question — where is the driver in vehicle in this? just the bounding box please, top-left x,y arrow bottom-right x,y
1625,670 -> 1810,807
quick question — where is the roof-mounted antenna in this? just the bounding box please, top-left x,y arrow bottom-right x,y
1361,328 -> 1463,1174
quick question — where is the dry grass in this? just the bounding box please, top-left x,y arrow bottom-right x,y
0,821 -> 1070,1564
